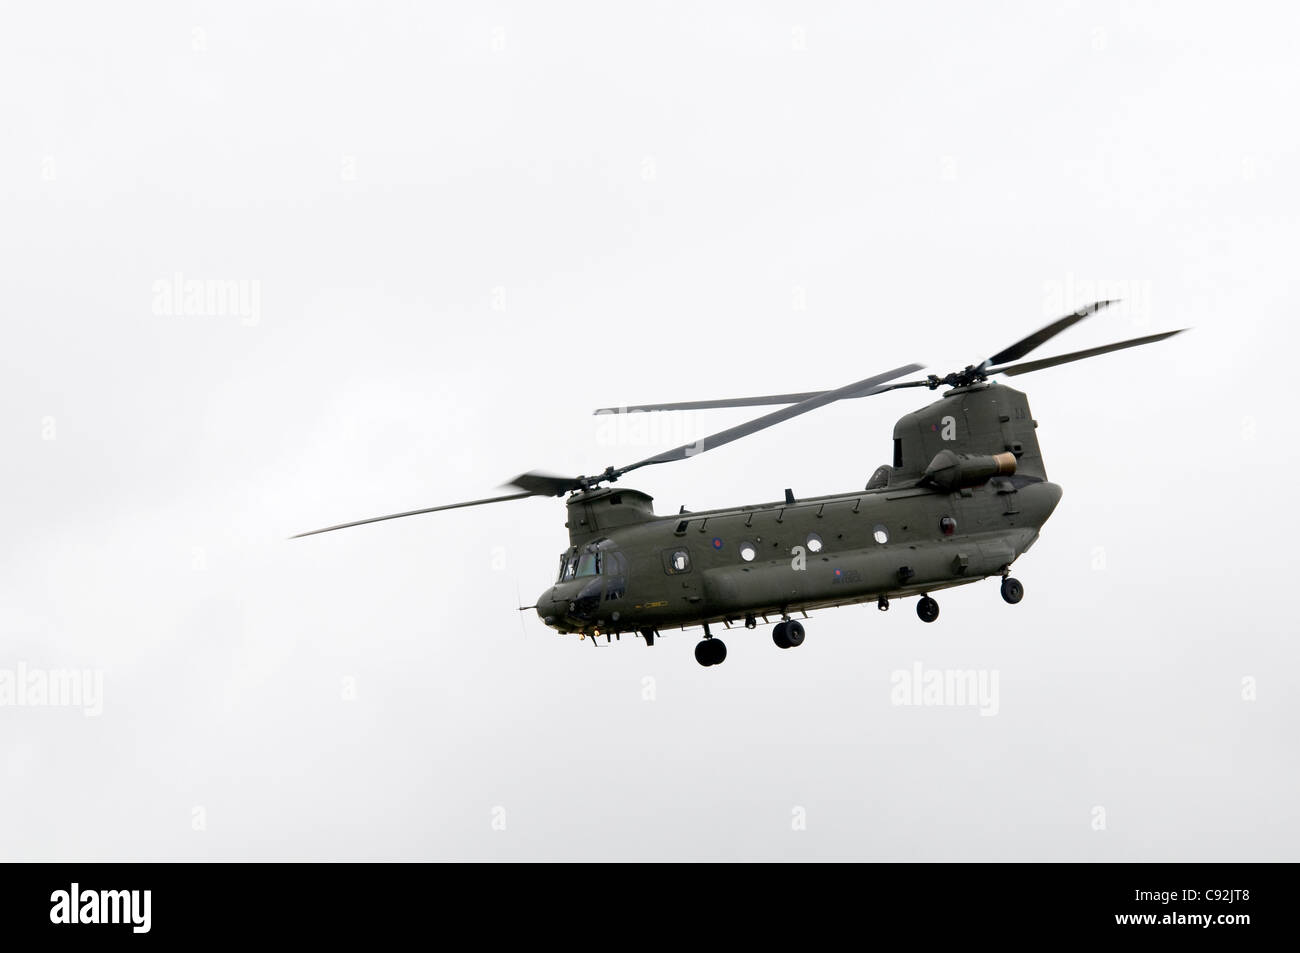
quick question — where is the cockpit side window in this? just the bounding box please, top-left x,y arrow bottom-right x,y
603,552 -> 627,601
556,554 -> 569,582
575,553 -> 601,577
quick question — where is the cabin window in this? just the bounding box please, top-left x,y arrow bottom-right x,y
940,516 -> 956,537
665,549 -> 691,574
893,438 -> 903,469
873,524 -> 889,545
806,533 -> 823,554
739,541 -> 757,562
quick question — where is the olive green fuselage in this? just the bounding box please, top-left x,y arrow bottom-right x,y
536,478 -> 1062,635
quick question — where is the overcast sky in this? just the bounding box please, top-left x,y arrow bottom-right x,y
2,1 -> 1296,861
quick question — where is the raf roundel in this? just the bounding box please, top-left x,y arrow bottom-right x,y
712,536 -> 724,551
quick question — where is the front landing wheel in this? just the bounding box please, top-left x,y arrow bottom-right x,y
1000,577 -> 1024,605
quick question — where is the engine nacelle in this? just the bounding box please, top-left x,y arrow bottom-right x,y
922,450 -> 1017,491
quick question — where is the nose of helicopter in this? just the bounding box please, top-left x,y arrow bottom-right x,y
536,578 -> 604,632
535,583 -> 574,630
536,589 -> 561,628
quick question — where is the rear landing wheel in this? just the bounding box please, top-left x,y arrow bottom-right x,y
695,638 -> 727,666
917,596 -> 939,623
785,620 -> 805,647
1001,577 -> 1024,605
773,620 -> 805,649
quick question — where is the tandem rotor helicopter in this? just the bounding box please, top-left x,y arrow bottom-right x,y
295,300 -> 1184,667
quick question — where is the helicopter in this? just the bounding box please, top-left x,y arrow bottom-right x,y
294,300 -> 1184,667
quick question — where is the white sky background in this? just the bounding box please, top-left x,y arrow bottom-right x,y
1,1 -> 1296,860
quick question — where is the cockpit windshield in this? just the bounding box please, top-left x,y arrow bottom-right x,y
557,542 -> 623,582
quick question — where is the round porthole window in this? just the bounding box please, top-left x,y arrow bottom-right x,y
739,541 -> 757,562
873,524 -> 889,545
940,516 -> 956,537
806,533 -> 823,554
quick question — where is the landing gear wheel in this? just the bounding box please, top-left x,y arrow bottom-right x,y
695,638 -> 727,666
1000,577 -> 1024,605
785,620 -> 805,647
917,596 -> 939,623
772,621 -> 791,649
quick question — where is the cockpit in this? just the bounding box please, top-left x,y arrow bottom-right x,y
551,538 -> 629,616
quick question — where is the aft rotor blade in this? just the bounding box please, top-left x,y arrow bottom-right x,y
291,491 -> 537,539
987,329 -> 1187,378
985,299 -> 1118,366
593,377 -> 931,415
615,363 -> 923,475
596,391 -> 824,413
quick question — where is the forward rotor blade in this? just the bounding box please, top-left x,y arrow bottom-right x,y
987,328 -> 1187,378
291,491 -> 536,539
507,471 -> 584,496
615,363 -> 923,475
985,299 -> 1118,366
